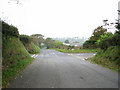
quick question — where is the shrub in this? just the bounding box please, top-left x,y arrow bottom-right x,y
97,32 -> 113,50
110,31 -> 120,46
2,21 -> 19,37
83,40 -> 97,49
20,35 -> 32,44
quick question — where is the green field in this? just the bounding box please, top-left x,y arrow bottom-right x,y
55,48 -> 98,53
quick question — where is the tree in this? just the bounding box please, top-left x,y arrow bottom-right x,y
97,32 -> 113,50
83,40 -> 97,49
83,26 -> 107,49
55,41 -> 63,49
31,34 -> 44,38
31,34 -> 45,47
44,38 -> 56,49
65,40 -> 69,43
90,26 -> 107,41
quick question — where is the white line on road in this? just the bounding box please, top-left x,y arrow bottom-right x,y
31,54 -> 38,58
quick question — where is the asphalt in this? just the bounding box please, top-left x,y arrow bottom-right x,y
8,49 -> 118,88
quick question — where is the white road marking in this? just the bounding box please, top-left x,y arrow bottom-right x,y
34,55 -> 38,58
31,55 -> 35,57
31,54 -> 38,58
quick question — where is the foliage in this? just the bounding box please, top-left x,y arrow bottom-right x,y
31,34 -> 44,38
20,35 -> 32,44
3,56 -> 33,88
2,21 -> 19,37
65,40 -> 69,43
55,41 -> 63,48
90,26 -> 107,41
31,34 -> 45,47
97,32 -> 113,50
90,46 -> 120,72
2,35 -> 31,69
110,31 -> 120,46
25,42 -> 41,54
67,45 -> 75,50
20,35 -> 41,54
2,35 -> 34,87
44,38 -> 56,49
83,40 -> 97,49
116,23 -> 120,30
83,26 -> 107,49
31,36 -> 39,46
97,30 -> 120,50
90,20 -> 120,72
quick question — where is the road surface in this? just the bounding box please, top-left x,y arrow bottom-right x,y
9,49 -> 118,88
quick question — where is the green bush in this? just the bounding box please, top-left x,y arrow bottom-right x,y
2,21 -> 19,37
116,23 -> 120,30
83,40 -> 97,49
97,32 -> 113,50
20,35 -> 32,44
110,31 -> 120,46
97,31 -> 120,50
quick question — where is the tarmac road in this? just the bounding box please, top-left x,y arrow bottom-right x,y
8,49 -> 118,88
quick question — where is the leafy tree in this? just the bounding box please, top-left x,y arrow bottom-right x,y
65,40 -> 69,43
31,34 -> 45,47
55,41 -> 63,49
90,26 -> 107,41
97,32 -> 113,50
44,38 -> 56,49
83,26 -> 107,49
31,34 -> 44,38
83,40 -> 97,49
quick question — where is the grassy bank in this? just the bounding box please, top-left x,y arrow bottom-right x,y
88,46 -> 120,72
20,35 -> 41,54
2,35 -> 34,88
25,42 -> 41,54
2,57 -> 34,88
55,48 -> 98,53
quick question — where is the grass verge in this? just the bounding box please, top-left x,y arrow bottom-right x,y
55,49 -> 98,53
87,46 -> 120,73
2,57 -> 34,88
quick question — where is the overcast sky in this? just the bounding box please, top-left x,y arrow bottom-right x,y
1,0 -> 119,38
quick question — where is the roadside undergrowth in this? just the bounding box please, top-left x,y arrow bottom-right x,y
87,46 -> 120,73
2,35 -> 34,88
2,57 -> 34,88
